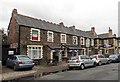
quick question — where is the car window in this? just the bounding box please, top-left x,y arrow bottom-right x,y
109,55 -> 117,58
80,56 -> 87,59
18,56 -> 30,60
71,56 -> 79,60
86,56 -> 90,59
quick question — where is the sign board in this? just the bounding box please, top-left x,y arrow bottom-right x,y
8,51 -> 14,55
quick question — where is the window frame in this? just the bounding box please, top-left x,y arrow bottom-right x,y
30,28 -> 40,41
60,34 -> 67,43
91,39 -> 94,46
47,31 -> 54,42
86,38 -> 90,47
73,36 -> 78,45
27,45 -> 43,59
80,37 -> 85,45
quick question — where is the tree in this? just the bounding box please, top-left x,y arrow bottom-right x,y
1,28 -> 7,45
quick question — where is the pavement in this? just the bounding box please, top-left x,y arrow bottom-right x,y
1,61 -> 68,81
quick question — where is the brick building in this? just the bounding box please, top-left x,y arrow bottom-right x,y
94,27 -> 119,57
7,9 -> 95,64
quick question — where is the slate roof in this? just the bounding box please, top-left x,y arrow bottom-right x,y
97,33 -> 117,38
14,14 -> 94,38
85,31 -> 97,38
98,33 -> 109,38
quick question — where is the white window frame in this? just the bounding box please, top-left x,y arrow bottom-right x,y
47,31 -> 54,42
27,45 -> 43,59
73,36 -> 78,45
86,38 -> 90,47
61,34 -> 66,43
30,28 -> 40,41
91,39 -> 94,46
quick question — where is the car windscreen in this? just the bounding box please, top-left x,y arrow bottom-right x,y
18,56 -> 30,60
109,55 -> 117,58
71,56 -> 79,60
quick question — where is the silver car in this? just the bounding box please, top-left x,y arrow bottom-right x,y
90,54 -> 109,66
68,55 -> 96,70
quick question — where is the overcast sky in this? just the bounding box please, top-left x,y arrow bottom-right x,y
0,0 -> 119,35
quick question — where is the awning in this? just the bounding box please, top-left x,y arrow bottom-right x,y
46,45 -> 61,50
63,44 -> 81,50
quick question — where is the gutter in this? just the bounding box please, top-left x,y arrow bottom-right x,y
17,25 -> 20,55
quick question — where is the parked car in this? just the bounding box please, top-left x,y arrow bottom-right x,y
109,54 -> 120,63
6,55 -> 35,71
90,54 -> 109,66
68,55 -> 96,70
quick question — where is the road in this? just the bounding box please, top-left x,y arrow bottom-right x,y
36,63 -> 119,80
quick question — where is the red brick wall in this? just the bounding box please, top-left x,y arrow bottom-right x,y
7,15 -> 19,47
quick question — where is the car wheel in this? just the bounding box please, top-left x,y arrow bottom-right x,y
80,64 -> 85,70
98,62 -> 102,66
13,65 -> 17,71
93,62 -> 96,67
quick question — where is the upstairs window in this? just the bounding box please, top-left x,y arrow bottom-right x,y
47,31 -> 54,42
73,36 -> 78,45
80,37 -> 85,45
61,34 -> 66,43
30,28 -> 40,41
91,39 -> 94,46
86,38 -> 90,47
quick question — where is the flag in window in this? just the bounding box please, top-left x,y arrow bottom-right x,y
32,30 -> 38,40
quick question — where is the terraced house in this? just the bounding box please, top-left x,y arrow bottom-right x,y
7,9 -> 96,64
94,27 -> 119,57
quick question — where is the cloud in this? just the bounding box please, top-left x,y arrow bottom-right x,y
0,0 -> 119,36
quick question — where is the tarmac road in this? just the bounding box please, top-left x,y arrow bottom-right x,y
37,63 -> 119,80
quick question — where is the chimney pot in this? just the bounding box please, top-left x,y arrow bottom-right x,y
59,22 -> 64,26
12,9 -> 17,15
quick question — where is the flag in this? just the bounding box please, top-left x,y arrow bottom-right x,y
32,30 -> 38,40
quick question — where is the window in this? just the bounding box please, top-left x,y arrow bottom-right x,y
86,38 -> 90,47
73,36 -> 78,45
91,39 -> 94,46
61,34 -> 66,43
47,31 -> 54,42
30,28 -> 40,41
27,45 -> 43,59
80,37 -> 85,45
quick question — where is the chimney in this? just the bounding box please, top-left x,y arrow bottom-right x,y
12,9 -> 18,16
69,25 -> 75,32
91,27 -> 96,36
59,22 -> 64,27
91,27 -> 95,32
108,27 -> 112,37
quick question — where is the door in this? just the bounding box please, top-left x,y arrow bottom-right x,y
86,56 -> 94,66
81,56 -> 89,67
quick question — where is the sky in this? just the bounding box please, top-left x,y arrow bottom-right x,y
0,0 -> 119,36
